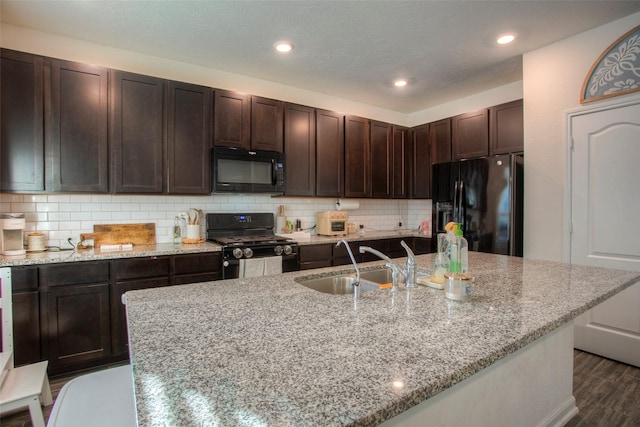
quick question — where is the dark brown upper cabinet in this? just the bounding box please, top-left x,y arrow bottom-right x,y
284,103 -> 316,196
251,96 -> 284,152
429,118 -> 452,165
213,91 -> 283,152
490,99 -> 523,155
46,59 -> 109,193
110,70 -> 165,193
452,109 -> 489,160
213,89 -> 251,150
0,49 -> 45,192
315,109 -> 344,198
167,81 -> 212,194
370,120 -> 392,199
344,115 -> 370,198
411,124 -> 430,199
392,126 -> 411,199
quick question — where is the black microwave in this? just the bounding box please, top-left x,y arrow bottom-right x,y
212,146 -> 285,194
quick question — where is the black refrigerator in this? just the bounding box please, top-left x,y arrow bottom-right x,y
431,154 -> 524,256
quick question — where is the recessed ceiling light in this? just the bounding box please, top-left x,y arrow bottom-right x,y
394,79 -> 408,87
496,33 -> 516,45
274,41 -> 294,53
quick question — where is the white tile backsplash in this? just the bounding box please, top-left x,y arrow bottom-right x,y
0,193 -> 432,247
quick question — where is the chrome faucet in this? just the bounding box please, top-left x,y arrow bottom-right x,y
358,246 -> 402,290
336,239 -> 360,298
401,240 -> 417,288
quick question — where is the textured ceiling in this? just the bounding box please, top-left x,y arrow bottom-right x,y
2,1 -> 640,113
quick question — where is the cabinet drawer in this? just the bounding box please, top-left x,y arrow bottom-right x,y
113,256 -> 170,280
173,252 -> 221,275
299,244 -> 332,262
40,261 -> 109,287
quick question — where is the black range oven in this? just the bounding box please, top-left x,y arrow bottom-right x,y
206,213 -> 298,280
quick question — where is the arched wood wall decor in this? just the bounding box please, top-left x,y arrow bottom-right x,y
581,25 -> 640,104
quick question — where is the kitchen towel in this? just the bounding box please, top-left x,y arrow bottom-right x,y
239,258 -> 265,278
335,199 -> 360,210
263,256 -> 283,276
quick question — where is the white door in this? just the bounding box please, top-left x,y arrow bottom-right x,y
569,97 -> 640,367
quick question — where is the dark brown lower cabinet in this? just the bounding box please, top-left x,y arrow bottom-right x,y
299,244 -> 333,270
112,278 -> 169,357
172,252 -> 221,284
412,237 -> 433,255
39,261 -> 111,375
111,257 -> 170,356
43,283 -> 112,374
13,253 -> 222,376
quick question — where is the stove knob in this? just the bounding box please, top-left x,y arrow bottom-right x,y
243,247 -> 254,258
274,245 -> 283,255
283,245 -> 293,255
232,248 -> 243,259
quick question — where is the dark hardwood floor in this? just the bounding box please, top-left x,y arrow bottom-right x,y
566,350 -> 640,426
1,351 -> 638,426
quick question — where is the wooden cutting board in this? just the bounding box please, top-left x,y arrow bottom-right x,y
81,223 -> 156,247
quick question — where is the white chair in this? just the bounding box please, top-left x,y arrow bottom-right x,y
46,364 -> 137,427
46,291 -> 137,426
0,267 -> 53,427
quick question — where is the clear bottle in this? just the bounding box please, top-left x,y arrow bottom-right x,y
173,216 -> 182,245
447,226 -> 468,273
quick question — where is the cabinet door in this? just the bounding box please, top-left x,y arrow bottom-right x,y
167,81 -> 212,194
284,103 -> 316,196
315,109 -> 344,197
392,126 -> 411,199
299,244 -> 332,270
0,49 -> 44,192
110,70 -> 165,193
412,124 -> 430,198
252,96 -> 284,152
490,99 -> 523,155
11,266 -> 40,366
452,109 -> 489,160
430,118 -> 451,165
43,282 -> 111,372
46,59 -> 109,192
370,121 -> 392,199
39,261 -> 111,373
213,89 -> 250,149
344,115 -> 370,198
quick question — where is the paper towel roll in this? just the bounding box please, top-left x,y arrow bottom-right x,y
335,199 -> 360,211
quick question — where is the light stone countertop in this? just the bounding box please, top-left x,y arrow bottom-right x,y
0,242 -> 222,267
124,252 -> 640,427
0,231 -> 429,267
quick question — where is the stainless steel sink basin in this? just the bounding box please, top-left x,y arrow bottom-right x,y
295,275 -> 380,295
358,269 -> 395,285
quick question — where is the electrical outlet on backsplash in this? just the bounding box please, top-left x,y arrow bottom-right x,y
0,193 -> 432,246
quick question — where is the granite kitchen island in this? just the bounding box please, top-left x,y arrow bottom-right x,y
124,252 -> 640,426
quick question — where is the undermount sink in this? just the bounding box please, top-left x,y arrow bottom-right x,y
358,269 -> 395,285
296,275 -> 380,295
296,267 -> 431,294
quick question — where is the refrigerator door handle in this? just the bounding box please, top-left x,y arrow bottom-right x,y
453,180 -> 459,223
458,181 -> 464,228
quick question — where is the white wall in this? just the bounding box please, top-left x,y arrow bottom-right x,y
522,11 -> 640,261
